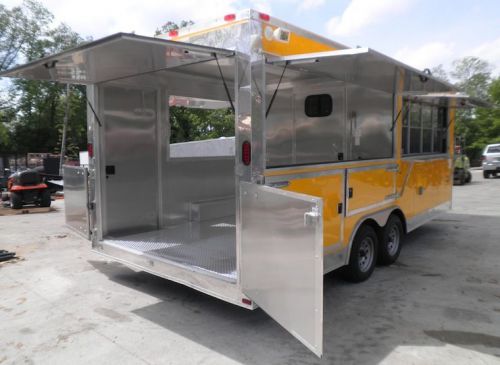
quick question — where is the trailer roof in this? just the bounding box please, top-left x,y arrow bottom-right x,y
0,33 -> 235,84
268,48 -> 484,108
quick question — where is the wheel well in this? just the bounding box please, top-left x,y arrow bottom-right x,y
345,209 -> 407,264
390,209 -> 407,234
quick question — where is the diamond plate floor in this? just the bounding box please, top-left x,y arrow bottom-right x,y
104,217 -> 237,282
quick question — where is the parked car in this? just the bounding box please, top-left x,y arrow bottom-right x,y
482,143 -> 500,178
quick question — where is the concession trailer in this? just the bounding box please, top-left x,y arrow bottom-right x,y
0,9 -> 484,357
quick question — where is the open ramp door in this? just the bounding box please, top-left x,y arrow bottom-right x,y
240,182 -> 324,357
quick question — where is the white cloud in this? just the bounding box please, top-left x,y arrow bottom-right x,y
393,37 -> 500,75
248,0 -> 272,14
469,37 -> 500,75
326,0 -> 414,37
394,41 -> 456,71
298,0 -> 325,11
9,0 -> 241,38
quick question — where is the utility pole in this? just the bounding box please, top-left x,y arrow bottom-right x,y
59,84 -> 70,175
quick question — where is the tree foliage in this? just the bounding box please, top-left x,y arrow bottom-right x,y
154,20 -> 194,36
0,1 -> 89,158
434,57 -> 500,163
170,107 -> 234,143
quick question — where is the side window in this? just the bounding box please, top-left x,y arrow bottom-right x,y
404,102 -> 448,156
402,101 -> 409,155
409,102 -> 422,154
168,96 -> 235,158
421,105 -> 432,153
434,107 -> 448,153
305,94 -> 332,118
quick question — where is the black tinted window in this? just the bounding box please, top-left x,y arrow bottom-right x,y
305,94 -> 332,117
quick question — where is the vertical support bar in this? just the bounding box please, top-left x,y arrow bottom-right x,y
235,19 -> 266,291
60,83 -> 70,175
88,84 -> 103,244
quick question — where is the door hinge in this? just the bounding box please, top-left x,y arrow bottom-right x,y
348,187 -> 353,199
337,202 -> 343,214
304,207 -> 321,226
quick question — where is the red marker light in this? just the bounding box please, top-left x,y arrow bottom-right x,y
242,141 -> 251,166
168,29 -> 179,37
259,12 -> 270,21
87,143 -> 93,158
242,298 -> 252,305
224,13 -> 236,21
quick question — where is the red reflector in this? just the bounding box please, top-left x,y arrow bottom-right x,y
87,143 -> 93,158
224,13 -> 236,21
259,12 -> 270,21
242,141 -> 251,166
242,298 -> 252,305
168,29 -> 179,37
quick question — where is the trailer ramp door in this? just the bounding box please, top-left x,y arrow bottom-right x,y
240,182 -> 324,357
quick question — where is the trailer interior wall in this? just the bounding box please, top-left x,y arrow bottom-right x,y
97,60 -> 238,282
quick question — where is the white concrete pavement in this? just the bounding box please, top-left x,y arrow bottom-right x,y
0,169 -> 499,365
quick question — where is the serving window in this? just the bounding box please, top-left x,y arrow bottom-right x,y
403,101 -> 448,156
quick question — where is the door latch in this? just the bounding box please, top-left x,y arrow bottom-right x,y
348,187 -> 354,199
304,207 -> 321,227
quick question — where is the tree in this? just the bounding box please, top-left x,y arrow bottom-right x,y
0,1 -> 89,159
451,57 -> 492,100
154,20 -> 194,36
430,64 -> 449,82
446,57 -> 498,162
0,0 -> 53,72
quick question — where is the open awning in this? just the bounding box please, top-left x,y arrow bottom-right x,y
0,33 -> 235,84
406,92 -> 492,109
269,47 -> 462,96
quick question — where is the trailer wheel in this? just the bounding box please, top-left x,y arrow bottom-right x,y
483,171 -> 490,179
378,215 -> 403,266
40,189 -> 51,207
341,225 -> 378,283
10,192 -> 23,209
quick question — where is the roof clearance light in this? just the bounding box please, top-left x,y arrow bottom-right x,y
224,13 -> 236,21
259,12 -> 270,21
168,29 -> 179,37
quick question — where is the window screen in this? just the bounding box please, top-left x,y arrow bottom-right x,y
305,94 -> 332,117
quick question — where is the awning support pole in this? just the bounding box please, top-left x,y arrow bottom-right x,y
214,53 -> 235,114
266,61 -> 288,118
84,93 -> 103,128
390,102 -> 410,132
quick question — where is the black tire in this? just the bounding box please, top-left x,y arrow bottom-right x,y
341,225 -> 378,283
483,171 -> 490,179
10,192 -> 23,209
40,189 -> 51,207
378,215 -> 404,266
465,171 -> 472,183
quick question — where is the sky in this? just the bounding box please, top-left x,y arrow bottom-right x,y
2,0 -> 500,77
